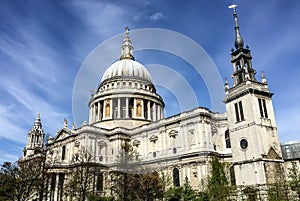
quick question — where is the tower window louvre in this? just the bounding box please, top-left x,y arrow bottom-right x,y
258,98 -> 264,117
234,103 -> 240,122
258,98 -> 268,118
239,101 -> 244,121
262,99 -> 268,118
234,101 -> 244,122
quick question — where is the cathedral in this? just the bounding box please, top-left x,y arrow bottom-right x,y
21,6 -> 287,200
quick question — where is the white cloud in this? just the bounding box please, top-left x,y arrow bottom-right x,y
150,12 -> 165,21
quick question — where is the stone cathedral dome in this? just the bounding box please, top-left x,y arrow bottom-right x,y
101,59 -> 153,84
88,27 -> 164,130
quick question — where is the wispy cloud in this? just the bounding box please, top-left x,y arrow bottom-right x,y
150,12 -> 166,21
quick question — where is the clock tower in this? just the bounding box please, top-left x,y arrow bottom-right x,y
224,5 -> 284,185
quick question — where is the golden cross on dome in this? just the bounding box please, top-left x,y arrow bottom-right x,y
228,3 -> 237,11
125,26 -> 129,37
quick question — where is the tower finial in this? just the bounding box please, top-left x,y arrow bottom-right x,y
120,26 -> 135,60
35,112 -> 41,123
229,4 -> 244,49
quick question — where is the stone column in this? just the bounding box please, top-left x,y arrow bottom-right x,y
141,99 -> 144,119
117,98 -> 121,119
103,100 -> 106,120
126,98 -> 129,118
54,173 -> 59,201
89,107 -> 92,123
153,103 -> 156,121
147,101 -> 151,120
109,99 -> 113,119
157,105 -> 161,120
98,102 -> 101,121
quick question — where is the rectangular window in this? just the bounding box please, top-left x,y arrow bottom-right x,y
96,174 -> 103,191
61,146 -> 66,160
258,98 -> 268,118
262,99 -> 268,118
234,103 -> 240,122
234,101 -> 244,122
239,101 -> 244,121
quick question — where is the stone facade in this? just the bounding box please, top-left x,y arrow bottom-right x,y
20,8 -> 288,201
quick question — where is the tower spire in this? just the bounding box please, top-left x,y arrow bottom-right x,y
120,26 -> 135,60
228,4 -> 256,87
229,4 -> 244,49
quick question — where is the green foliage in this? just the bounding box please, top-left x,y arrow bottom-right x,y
111,142 -> 167,201
110,142 -> 139,201
165,186 -> 182,201
288,161 -> 300,199
64,148 -> 96,201
165,177 -> 198,201
0,158 -> 45,201
206,156 -> 229,201
267,182 -> 289,201
132,171 -> 164,201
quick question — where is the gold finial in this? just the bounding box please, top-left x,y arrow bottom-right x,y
120,26 -> 135,60
125,26 -> 129,35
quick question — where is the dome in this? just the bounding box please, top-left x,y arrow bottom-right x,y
100,59 -> 153,83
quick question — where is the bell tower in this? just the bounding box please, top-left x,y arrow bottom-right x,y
23,113 -> 45,159
224,4 -> 284,185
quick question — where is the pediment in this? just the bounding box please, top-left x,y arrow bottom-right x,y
169,130 -> 178,138
53,128 -> 73,142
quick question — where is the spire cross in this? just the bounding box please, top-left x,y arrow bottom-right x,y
228,3 -> 244,49
125,26 -> 130,38
120,26 -> 135,60
228,3 -> 237,12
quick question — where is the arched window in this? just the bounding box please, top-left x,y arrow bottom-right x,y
36,135 -> 39,143
105,101 -> 110,117
97,173 -> 103,191
62,145 -> 66,160
136,99 -> 142,117
225,130 -> 231,148
173,168 -> 180,187
31,135 -> 34,145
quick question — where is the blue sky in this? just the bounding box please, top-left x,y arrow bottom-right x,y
0,0 -> 300,163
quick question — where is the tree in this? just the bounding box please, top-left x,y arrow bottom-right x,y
64,148 -> 98,201
164,176 -> 198,201
181,176 -> 197,201
288,161 -> 300,200
133,171 -> 164,201
110,142 -> 139,201
206,156 -> 229,201
0,158 -> 45,201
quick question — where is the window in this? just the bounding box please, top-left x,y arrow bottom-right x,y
58,173 -> 65,201
153,151 -> 156,158
234,101 -> 245,122
240,139 -> 248,150
173,147 -> 177,154
225,130 -> 231,148
173,168 -> 180,187
97,174 -> 103,191
105,101 -> 110,117
136,100 -> 142,117
62,145 -> 66,160
258,98 -> 268,118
